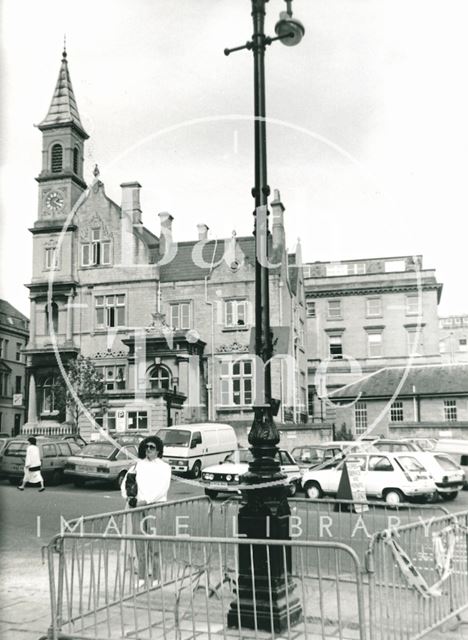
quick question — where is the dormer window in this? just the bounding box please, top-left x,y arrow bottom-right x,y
51,144 -> 63,173
82,229 -> 111,266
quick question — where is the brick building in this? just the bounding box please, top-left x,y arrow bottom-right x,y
304,255 -> 443,426
23,50 -> 307,441
0,300 -> 29,435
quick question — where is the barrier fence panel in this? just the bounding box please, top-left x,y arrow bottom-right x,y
46,533 -> 367,640
366,510 -> 468,640
49,495 -> 465,640
65,496 -> 449,586
209,497 -> 449,579
64,496 -> 214,538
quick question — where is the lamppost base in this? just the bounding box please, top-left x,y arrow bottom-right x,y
227,591 -> 302,633
227,485 -> 303,632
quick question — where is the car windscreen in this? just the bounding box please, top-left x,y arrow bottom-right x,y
398,456 -> 426,472
157,429 -> 191,447
79,443 -> 114,459
225,450 -> 253,464
293,447 -> 330,463
415,439 -> 436,451
434,455 -> 460,471
4,442 -> 27,457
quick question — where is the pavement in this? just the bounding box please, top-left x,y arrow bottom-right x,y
1,568 -> 467,640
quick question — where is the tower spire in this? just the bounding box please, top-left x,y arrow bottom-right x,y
38,47 -> 88,139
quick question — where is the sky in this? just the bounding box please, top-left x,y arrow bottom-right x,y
1,0 -> 467,317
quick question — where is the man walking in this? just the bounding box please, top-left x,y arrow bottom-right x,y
18,436 -> 45,492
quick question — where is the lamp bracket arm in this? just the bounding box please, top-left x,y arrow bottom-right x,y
225,31 -> 292,56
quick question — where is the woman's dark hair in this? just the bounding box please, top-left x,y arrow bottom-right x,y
137,435 -> 164,459
28,436 -> 37,445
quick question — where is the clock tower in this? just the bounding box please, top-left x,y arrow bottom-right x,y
35,47 -> 88,227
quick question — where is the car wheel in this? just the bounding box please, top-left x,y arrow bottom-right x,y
191,461 -> 202,479
289,482 -> 297,497
304,481 -> 323,499
74,478 -> 85,488
117,471 -> 127,489
384,489 -> 404,507
441,491 -> 458,501
50,470 -> 63,486
205,489 -> 218,499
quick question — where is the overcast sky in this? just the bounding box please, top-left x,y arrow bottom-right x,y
1,0 -> 467,317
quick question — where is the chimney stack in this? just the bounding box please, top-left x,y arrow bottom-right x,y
197,223 -> 209,240
271,189 -> 285,251
158,212 -> 174,258
120,182 -> 142,224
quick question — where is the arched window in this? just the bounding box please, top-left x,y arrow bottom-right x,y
39,376 -> 59,413
73,147 -> 79,174
148,366 -> 171,390
51,144 -> 63,173
45,302 -> 59,334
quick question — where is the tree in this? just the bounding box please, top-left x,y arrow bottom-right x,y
62,355 -> 108,427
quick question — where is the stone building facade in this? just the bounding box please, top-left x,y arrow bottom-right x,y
0,300 -> 29,435
24,50 -> 307,441
304,255 -> 443,429
329,363 -> 468,439
439,315 -> 468,364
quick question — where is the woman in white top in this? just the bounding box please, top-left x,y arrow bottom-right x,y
121,435 -> 171,586
121,435 -> 171,505
18,436 -> 45,491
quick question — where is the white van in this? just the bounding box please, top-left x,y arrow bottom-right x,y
435,440 -> 468,487
156,423 -> 237,479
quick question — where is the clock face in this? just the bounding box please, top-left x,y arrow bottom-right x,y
45,191 -> 64,213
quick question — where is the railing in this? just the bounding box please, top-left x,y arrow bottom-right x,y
366,509 -> 468,640
46,532 -> 367,640
21,423 -> 79,436
44,497 -> 468,640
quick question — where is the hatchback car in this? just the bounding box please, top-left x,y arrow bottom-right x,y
0,437 -> 80,485
201,448 -> 301,498
370,440 -> 464,500
64,436 -> 140,488
301,452 -> 436,505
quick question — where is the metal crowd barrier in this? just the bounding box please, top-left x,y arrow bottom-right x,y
45,532 -> 366,640
48,498 -> 467,640
366,509 -> 468,640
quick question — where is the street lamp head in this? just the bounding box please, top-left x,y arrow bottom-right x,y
275,10 -> 305,46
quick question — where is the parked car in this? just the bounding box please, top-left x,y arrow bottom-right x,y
64,436 -> 140,488
201,448 -> 301,498
370,439 -> 465,500
0,437 -> 79,485
433,439 -> 468,488
301,452 -> 436,506
291,441 -> 365,473
18,433 -> 87,449
157,423 -> 237,479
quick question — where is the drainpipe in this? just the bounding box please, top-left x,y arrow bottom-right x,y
278,279 -> 285,423
204,240 -> 218,421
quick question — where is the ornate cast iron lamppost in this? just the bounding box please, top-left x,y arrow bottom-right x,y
224,0 -> 305,632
